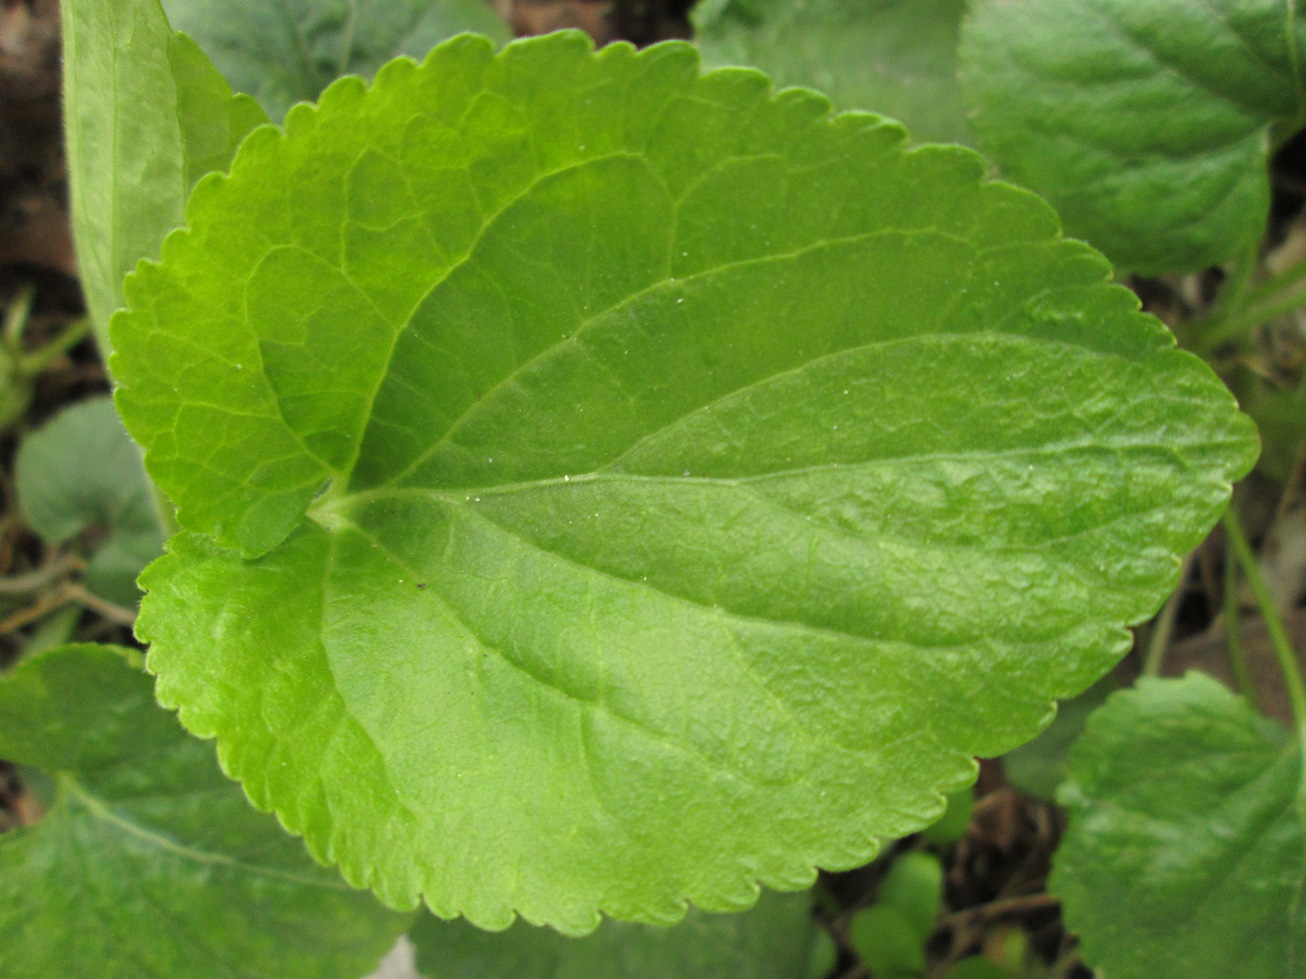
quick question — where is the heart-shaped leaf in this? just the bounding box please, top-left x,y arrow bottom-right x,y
410,889 -> 818,979
961,0 -> 1306,274
162,0 -> 510,119
113,32 -> 1257,932
1052,673 -> 1306,979
694,0 -> 972,145
0,644 -> 409,979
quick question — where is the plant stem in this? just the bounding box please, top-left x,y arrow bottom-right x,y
1222,542 -> 1260,710
1141,551 -> 1194,678
3,286 -> 35,348
19,317 -> 90,374
1222,509 -> 1306,733
1197,250 -> 1306,353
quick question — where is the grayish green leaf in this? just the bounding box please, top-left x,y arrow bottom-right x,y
162,0 -> 510,119
15,398 -> 163,607
0,644 -> 410,979
112,33 -> 1256,932
1052,673 -> 1306,979
410,890 -> 817,979
62,0 -> 267,354
694,0 -> 971,145
961,0 -> 1306,274
1002,675 -> 1115,801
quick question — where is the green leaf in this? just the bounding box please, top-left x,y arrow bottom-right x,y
960,0 -> 1306,275
1051,673 -> 1306,979
410,889 -> 818,979
162,0 -> 510,119
112,32 -> 1257,932
0,644 -> 410,979
62,0 -> 267,354
848,904 -> 924,978
694,0 -> 972,146
877,852 -> 942,942
15,398 -> 164,607
944,958 -> 1016,979
920,788 -> 972,846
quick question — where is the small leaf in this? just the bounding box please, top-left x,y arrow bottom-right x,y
1051,673 -> 1306,979
410,889 -> 818,979
944,958 -> 1016,979
62,0 -> 267,352
961,0 -> 1306,274
113,33 -> 1256,931
15,397 -> 164,607
877,852 -> 942,942
694,0 -> 972,145
920,788 -> 973,846
0,644 -> 410,979
162,0 -> 510,119
1002,675 -> 1115,801
848,904 -> 924,978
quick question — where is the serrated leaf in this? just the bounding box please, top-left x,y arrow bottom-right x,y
112,32 -> 1257,932
0,644 -> 409,979
1051,673 -> 1306,979
694,0 -> 972,146
960,0 -> 1306,275
162,0 -> 510,119
410,889 -> 817,979
15,398 -> 164,607
62,0 -> 267,354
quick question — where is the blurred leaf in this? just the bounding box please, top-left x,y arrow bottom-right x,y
694,0 -> 972,145
15,397 -> 164,607
848,903 -> 924,978
877,852 -> 942,942
1002,675 -> 1115,801
921,788 -> 973,846
162,0 -> 510,118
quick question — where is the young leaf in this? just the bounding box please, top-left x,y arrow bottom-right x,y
961,0 -> 1306,275
694,0 -> 972,146
162,0 -> 510,119
15,397 -> 164,607
62,0 -> 267,353
1051,673 -> 1306,979
877,852 -> 943,942
409,889 -> 818,979
113,32 -> 1257,932
0,644 -> 410,979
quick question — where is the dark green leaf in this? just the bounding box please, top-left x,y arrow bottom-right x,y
1052,673 -> 1306,979
848,904 -> 923,978
877,852 -> 942,942
0,644 -> 410,979
961,0 -> 1306,274
162,0 -> 510,119
15,398 -> 164,606
112,33 -> 1256,931
1002,675 -> 1115,801
410,889 -> 817,979
694,0 -> 972,145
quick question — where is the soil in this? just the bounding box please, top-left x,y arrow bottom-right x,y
2,3 -> 1301,979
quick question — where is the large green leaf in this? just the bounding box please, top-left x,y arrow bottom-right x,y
15,398 -> 164,607
62,0 -> 267,354
1051,673 -> 1306,979
112,32 -> 1257,932
162,0 -> 510,119
410,889 -> 818,979
693,0 -> 972,146
960,0 -> 1306,275
0,644 -> 409,979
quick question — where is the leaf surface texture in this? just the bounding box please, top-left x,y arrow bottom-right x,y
112,33 -> 1258,931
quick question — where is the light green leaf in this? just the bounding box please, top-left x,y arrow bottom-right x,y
694,0 -> 971,146
848,903 -> 923,978
113,32 -> 1256,932
410,889 -> 817,979
877,852 -> 942,942
0,644 -> 410,979
162,0 -> 510,119
960,0 -> 1306,275
15,398 -> 164,607
1051,673 -> 1306,979
62,0 -> 267,354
